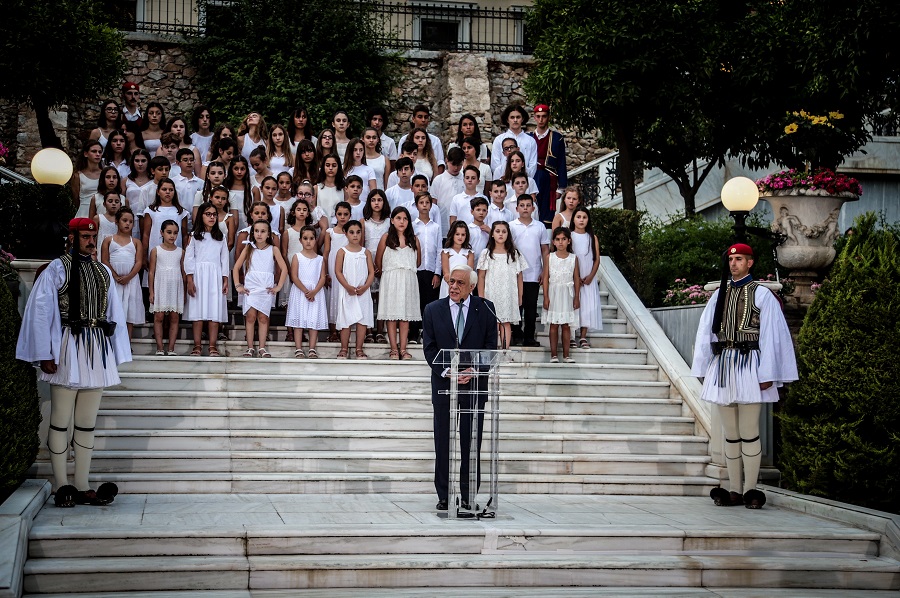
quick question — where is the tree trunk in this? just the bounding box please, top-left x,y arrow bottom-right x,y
613,121 -> 637,211
33,100 -> 63,150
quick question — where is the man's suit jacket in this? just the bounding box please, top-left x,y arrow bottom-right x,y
423,295 -> 498,401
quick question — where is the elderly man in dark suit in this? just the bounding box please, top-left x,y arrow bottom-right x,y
423,264 -> 498,511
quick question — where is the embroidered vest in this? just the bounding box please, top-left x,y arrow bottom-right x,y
717,280 -> 761,343
58,254 -> 110,322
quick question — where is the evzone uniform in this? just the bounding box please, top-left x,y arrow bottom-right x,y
16,218 -> 132,507
692,243 -> 797,508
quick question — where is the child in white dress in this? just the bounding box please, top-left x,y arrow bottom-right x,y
233,219 -> 287,358
184,202 -> 230,357
280,198 -> 312,314
100,207 -> 144,339
363,189 -> 390,343
551,186 -> 582,231
94,191 -> 121,250
542,227 -> 581,363
477,221 -> 528,350
286,226 -> 327,358
335,220 -> 375,359
148,220 -> 184,355
322,201 -> 351,341
440,221 -> 475,298
570,206 -> 604,347
375,206 -> 421,360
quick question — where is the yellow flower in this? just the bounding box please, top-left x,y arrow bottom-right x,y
784,123 -> 799,134
791,111 -> 800,116
812,116 -> 827,125
829,111 -> 844,119
799,110 -> 808,117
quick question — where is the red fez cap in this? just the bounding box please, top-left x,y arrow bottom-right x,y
122,82 -> 140,92
533,104 -> 550,114
727,243 -> 754,257
69,218 -> 97,233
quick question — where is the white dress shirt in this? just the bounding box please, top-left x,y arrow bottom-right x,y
510,218 -> 549,283
486,203 -> 515,227
413,217 -> 442,274
491,130 -> 538,178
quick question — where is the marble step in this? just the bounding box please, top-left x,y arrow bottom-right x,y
87,430 -> 710,454
53,472 -> 718,495
95,390 -> 686,417
27,590 -> 900,598
23,553 -> 900,593
32,450 -> 711,476
113,373 -> 673,399
117,358 -> 662,382
91,410 -> 696,435
29,524 -> 880,559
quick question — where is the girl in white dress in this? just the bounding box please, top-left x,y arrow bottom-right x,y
124,149 -> 153,231
94,192 -> 121,250
363,127 -> 390,189
227,156 -> 259,231
322,202 -> 351,341
410,127 -> 438,183
192,161 -> 227,224
148,220 -> 185,355
335,220 -> 375,359
139,102 -> 165,156
280,198 -> 312,318
100,207 -> 144,338
71,140 -> 103,218
89,166 -> 125,220
542,227 -> 581,363
375,206 -> 422,360
343,138 -> 378,191
332,111 -> 352,166
190,105 -> 214,175
101,129 -> 132,181
234,219 -> 287,358
317,154 -> 345,223
258,175 -> 285,235
184,202 -> 230,357
296,180 -> 328,243
288,106 -> 317,154
477,221 -> 528,350
238,112 -> 268,173
275,172 -> 296,215
552,186 -> 583,231
286,226 -> 327,359
315,129 -> 335,165
293,139 -> 319,188
141,178 -> 188,276
362,189 -> 390,343
266,124 -> 294,175
440,221 -> 475,298
570,206 -> 604,346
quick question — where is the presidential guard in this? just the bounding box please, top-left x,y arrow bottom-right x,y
17,218 -> 132,507
529,103 -> 568,224
692,243 -> 798,509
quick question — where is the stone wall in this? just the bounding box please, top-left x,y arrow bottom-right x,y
2,37 -> 607,174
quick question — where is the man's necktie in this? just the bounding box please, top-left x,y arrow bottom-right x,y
455,301 -> 465,344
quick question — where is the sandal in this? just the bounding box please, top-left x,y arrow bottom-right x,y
336,349 -> 348,359
564,356 -> 576,363
389,349 -> 399,360
355,349 -> 368,360
258,347 -> 271,358
285,329 -> 295,342
307,348 -> 319,359
569,339 -> 577,349
579,338 -> 591,349
190,346 -> 203,356
294,348 -> 305,358
401,350 -> 413,360
208,347 -> 221,358
375,333 -> 387,344
365,332 -> 375,343
242,348 -> 256,358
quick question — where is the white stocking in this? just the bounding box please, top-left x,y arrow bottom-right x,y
716,404 -> 743,493
72,389 -> 103,491
738,403 -> 762,494
48,386 -> 78,491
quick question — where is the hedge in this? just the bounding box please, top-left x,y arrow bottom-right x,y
778,212 -> 900,513
0,182 -> 74,259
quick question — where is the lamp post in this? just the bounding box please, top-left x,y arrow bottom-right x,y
30,147 -> 74,259
720,176 -> 760,242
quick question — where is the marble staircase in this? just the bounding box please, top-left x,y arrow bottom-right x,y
29,286 -> 718,497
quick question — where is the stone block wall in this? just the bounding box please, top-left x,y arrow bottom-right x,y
2,37 -> 607,174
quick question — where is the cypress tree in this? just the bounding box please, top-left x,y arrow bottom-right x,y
779,213 -> 900,513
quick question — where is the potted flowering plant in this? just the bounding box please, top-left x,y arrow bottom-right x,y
662,279 -> 713,307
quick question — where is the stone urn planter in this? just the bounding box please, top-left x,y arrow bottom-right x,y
760,190 -> 857,305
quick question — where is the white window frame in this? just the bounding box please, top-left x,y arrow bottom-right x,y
410,1 -> 475,50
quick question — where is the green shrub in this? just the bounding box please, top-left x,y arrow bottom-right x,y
778,212 -> 900,513
0,182 -> 74,259
590,207 -> 642,279
0,275 -> 41,495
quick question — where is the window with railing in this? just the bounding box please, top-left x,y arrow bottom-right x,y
115,0 -> 533,54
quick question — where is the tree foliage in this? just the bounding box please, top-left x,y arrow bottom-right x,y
190,0 -> 403,132
0,0 -> 126,148
778,213 -> 900,513
525,0 -> 900,215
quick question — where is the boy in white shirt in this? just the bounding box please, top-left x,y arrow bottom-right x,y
386,142 -> 420,188
431,147 -> 466,233
507,172 -> 541,222
385,157 -> 415,210
449,165 -> 482,226
467,196 -> 490,262
172,148 -> 203,229
509,194 -> 549,347
485,179 -> 515,226
411,191 -> 442,343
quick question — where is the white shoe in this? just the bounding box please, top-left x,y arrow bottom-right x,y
550,356 -> 559,363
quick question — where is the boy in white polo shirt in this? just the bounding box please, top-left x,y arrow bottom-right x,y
449,165 -> 481,226
509,194 -> 549,347
485,179 -> 515,226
